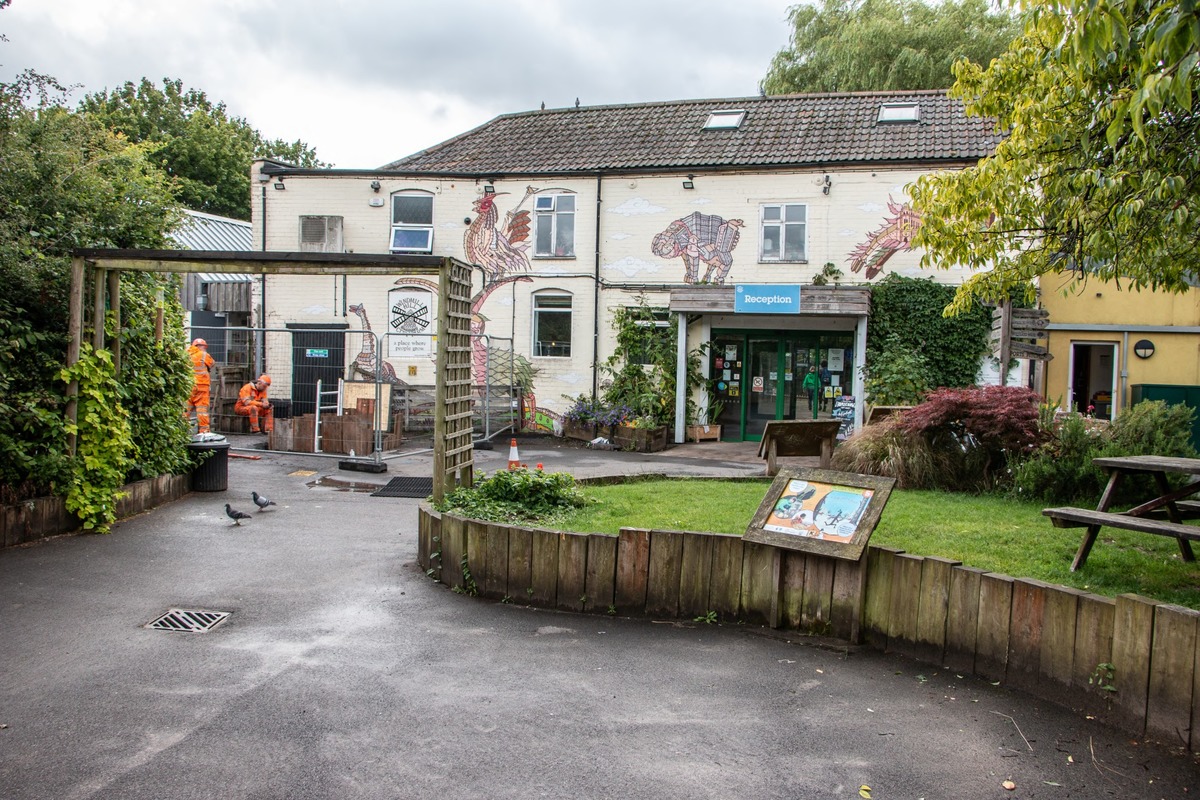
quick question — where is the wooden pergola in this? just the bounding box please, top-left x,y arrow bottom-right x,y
68,249 -> 475,501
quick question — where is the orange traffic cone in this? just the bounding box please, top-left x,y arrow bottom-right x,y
507,438 -> 520,470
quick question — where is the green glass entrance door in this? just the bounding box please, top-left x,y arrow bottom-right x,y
746,337 -> 780,440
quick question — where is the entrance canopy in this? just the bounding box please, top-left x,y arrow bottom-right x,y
69,249 -> 475,500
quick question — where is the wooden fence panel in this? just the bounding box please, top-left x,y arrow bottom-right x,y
1008,579 -> 1049,694
945,566 -> 986,674
915,557 -> 959,665
482,523 -> 510,599
830,557 -> 866,643
1146,604 -> 1199,746
465,520 -> 488,598
779,551 -> 807,631
801,555 -> 835,634
975,573 -> 1014,682
678,532 -> 715,620
862,546 -> 901,651
440,514 -> 465,590
585,534 -> 618,613
740,542 -> 780,627
886,554 -> 924,658
556,533 -> 589,612
646,531 -> 684,618
1112,593 -> 1157,735
1071,593 -> 1116,717
615,528 -> 651,614
530,528 -> 560,608
709,535 -> 744,621
507,526 -> 533,600
1039,585 -> 1083,694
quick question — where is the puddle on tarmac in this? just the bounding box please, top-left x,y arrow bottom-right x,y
306,476 -> 379,493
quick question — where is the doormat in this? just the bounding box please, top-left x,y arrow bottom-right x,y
371,477 -> 434,498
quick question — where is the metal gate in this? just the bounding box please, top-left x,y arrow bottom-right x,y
287,323 -> 348,417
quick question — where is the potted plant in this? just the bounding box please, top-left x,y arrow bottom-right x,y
612,414 -> 669,452
561,394 -> 600,441
687,393 -> 724,442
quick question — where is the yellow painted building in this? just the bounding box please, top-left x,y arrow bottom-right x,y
1040,276 -> 1200,419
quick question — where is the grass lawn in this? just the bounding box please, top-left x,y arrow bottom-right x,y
549,478 -> 1200,610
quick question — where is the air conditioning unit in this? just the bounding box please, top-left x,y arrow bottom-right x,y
299,216 -> 344,252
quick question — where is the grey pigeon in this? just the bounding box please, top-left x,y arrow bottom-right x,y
225,504 -> 252,526
251,491 -> 276,511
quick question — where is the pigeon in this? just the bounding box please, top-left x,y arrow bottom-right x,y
225,504 -> 252,526
251,491 -> 276,511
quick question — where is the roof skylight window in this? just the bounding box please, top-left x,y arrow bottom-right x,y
878,103 -> 920,123
703,109 -> 746,130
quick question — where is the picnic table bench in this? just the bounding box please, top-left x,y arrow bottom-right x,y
1043,455 -> 1200,570
757,419 -> 842,476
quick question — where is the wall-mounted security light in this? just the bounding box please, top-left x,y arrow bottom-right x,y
1134,339 -> 1156,359
273,181 -> 286,190
483,184 -> 496,195
370,180 -> 381,192
821,174 -> 832,196
256,172 -> 271,183
682,175 -> 695,190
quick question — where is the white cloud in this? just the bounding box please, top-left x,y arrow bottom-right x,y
690,197 -> 713,205
839,228 -> 859,237
607,198 -> 666,217
857,203 -> 884,213
609,232 -> 632,240
605,257 -> 662,277
301,305 -> 330,315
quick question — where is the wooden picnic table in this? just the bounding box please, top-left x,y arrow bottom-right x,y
1043,454 -> 1200,571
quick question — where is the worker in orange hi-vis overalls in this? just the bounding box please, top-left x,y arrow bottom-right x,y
186,338 -> 216,433
235,374 -> 273,433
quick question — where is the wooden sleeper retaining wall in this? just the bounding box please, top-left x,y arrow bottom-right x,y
418,502 -> 1200,753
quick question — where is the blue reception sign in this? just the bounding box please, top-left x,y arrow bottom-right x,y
734,284 -> 801,314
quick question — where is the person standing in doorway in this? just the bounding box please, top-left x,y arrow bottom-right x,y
235,375 -> 273,433
186,338 -> 215,433
818,360 -> 832,411
802,366 -> 820,419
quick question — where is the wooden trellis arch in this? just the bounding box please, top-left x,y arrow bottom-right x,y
68,249 -> 475,501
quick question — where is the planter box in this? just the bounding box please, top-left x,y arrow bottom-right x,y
612,425 -> 669,453
686,424 -> 722,442
562,420 -> 597,441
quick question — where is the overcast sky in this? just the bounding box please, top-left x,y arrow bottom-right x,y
1,0 -> 796,168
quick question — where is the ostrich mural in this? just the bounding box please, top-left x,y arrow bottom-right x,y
348,302 -> 403,384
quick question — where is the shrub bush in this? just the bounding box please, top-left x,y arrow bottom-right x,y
834,385 -> 1043,491
1011,400 -> 1198,505
434,467 -> 591,523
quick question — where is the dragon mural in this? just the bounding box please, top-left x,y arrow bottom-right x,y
847,196 -> 922,279
652,211 -> 744,284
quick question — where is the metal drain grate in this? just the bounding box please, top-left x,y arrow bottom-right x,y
147,609 -> 231,633
371,476 -> 434,498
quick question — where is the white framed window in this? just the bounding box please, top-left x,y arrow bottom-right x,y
299,216 -> 343,252
533,292 -> 572,357
390,191 -> 434,254
878,102 -> 920,123
703,109 -> 746,130
627,307 -> 670,366
760,203 -> 807,262
534,193 -> 575,257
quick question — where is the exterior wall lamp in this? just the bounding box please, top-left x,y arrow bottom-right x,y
273,181 -> 286,190
1134,339 -> 1155,359
370,180 -> 381,192
483,184 -> 496,195
822,174 -> 832,195
682,175 -> 695,190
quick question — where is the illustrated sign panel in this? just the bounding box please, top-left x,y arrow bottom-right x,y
389,288 -> 433,357
745,468 -> 895,561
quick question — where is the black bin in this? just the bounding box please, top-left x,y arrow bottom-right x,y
187,441 -> 230,492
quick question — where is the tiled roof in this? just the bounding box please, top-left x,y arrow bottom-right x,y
382,91 -> 1003,174
171,210 -> 253,251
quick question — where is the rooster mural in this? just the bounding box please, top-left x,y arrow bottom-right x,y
847,196 -> 922,279
464,186 -> 536,286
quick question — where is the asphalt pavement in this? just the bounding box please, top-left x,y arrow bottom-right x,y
1,434 -> 1197,799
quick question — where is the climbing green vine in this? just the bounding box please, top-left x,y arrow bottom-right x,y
60,345 -> 134,533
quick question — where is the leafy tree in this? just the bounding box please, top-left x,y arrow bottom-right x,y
762,0 -> 1018,94
910,0 -> 1200,314
78,77 -> 325,220
0,71 -> 192,519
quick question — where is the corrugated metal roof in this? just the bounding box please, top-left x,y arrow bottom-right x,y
172,210 -> 253,251
382,90 -> 1004,174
